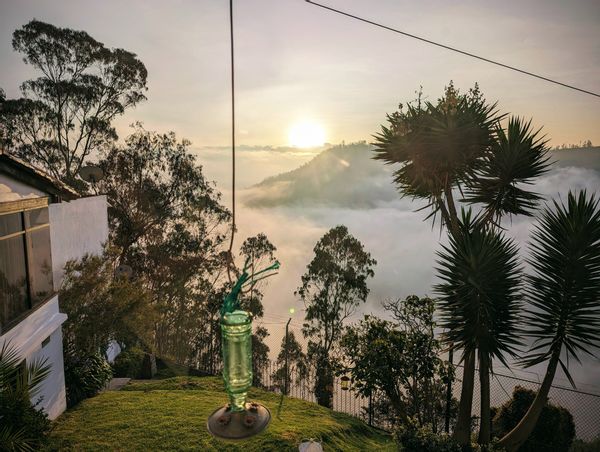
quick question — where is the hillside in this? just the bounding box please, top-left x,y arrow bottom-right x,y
50,377 -> 395,451
242,142 -> 397,208
243,144 -> 600,208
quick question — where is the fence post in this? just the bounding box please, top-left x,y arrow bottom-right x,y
284,318 -> 291,396
445,349 -> 453,433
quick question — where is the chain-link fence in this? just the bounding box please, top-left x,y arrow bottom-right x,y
454,364 -> 600,442
194,319 -> 600,442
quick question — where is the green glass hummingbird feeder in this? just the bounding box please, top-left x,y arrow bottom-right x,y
207,259 -> 280,440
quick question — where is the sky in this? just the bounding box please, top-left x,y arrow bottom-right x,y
1,0 -> 600,148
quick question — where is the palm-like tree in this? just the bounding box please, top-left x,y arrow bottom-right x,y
0,341 -> 51,451
465,117 -> 551,225
373,83 -> 500,235
435,210 -> 523,444
373,82 -> 550,444
499,191 -> 600,451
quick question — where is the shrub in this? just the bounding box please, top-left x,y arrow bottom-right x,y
60,248 -> 155,356
492,386 -> 575,452
64,352 -> 113,407
341,296 -> 455,431
570,436 -> 600,452
112,347 -> 145,378
395,420 -> 463,452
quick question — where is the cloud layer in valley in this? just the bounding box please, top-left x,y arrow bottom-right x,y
193,144 -> 600,395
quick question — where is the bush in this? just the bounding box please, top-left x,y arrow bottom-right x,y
394,419 -> 508,452
492,386 -> 575,452
112,347 -> 145,378
395,420 -> 463,452
570,437 -> 600,452
64,352 -> 113,407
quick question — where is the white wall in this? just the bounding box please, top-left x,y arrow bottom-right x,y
0,295 -> 67,419
49,195 -> 109,290
0,194 -> 109,420
106,340 -> 122,363
27,325 -> 67,419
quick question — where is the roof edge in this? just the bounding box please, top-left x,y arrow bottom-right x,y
0,149 -> 80,201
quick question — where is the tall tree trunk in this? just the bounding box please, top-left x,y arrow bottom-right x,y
453,349 -> 476,444
498,348 -> 560,452
478,353 -> 491,444
315,355 -> 333,408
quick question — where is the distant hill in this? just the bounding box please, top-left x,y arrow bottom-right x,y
551,146 -> 600,171
242,144 -> 600,208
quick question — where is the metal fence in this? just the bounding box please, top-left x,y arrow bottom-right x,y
455,364 -> 600,442
195,318 -> 600,442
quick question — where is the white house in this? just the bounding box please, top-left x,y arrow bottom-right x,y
0,150 -> 108,419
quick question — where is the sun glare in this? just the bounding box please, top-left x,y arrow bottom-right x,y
288,120 -> 326,148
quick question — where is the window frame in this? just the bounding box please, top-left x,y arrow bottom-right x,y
0,197 -> 56,334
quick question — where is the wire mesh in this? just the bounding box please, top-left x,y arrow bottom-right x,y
454,364 -> 600,443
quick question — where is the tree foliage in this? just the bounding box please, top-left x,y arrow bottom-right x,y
523,191 -> 600,377
59,245 -> 155,407
435,209 -> 523,443
97,125 -> 230,362
341,296 -> 453,431
298,225 -> 376,407
272,331 -> 308,395
373,82 -> 550,231
59,247 -> 155,356
435,210 -> 523,364
0,20 -> 147,185
98,127 -> 276,370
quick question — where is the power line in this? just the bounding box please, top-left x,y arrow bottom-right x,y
226,0 -> 236,283
305,0 -> 600,99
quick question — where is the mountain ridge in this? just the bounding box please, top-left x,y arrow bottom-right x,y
243,144 -> 600,209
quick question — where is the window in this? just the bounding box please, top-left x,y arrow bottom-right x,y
0,198 -> 54,332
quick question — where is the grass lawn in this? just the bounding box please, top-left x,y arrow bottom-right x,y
51,376 -> 395,451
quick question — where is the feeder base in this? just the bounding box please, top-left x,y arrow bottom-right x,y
207,402 -> 271,440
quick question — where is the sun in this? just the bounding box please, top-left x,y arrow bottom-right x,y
288,120 -> 326,148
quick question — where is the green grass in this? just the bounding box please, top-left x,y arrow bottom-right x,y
51,377 -> 395,451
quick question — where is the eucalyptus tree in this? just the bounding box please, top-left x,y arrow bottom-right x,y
0,20 -> 147,186
99,126 -> 278,368
373,82 -> 550,444
297,225 -> 376,408
499,191 -> 600,451
272,331 -> 308,395
99,125 -> 231,362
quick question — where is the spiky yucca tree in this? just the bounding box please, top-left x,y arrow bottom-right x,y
499,191 -> 600,451
435,210 -> 523,444
374,83 -> 550,444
